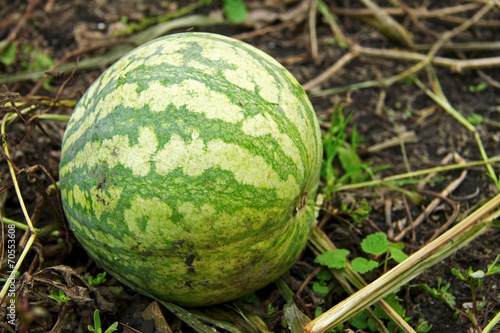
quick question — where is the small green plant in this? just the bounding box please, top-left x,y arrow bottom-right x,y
466,113 -> 484,125
312,268 -> 334,296
421,255 -> 500,331
315,232 -> 408,274
88,309 -> 119,333
341,199 -> 371,224
321,103 -> 390,198
468,82 -> 488,93
419,277 -> 456,310
451,256 -> 500,320
222,0 -> 247,23
87,272 -> 107,286
0,41 -> 16,66
48,289 -> 72,304
315,249 -> 349,270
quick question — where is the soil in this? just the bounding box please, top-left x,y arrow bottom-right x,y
1,1 -> 499,333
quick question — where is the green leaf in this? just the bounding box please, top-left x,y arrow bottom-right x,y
49,289 -> 71,303
283,302 -> 310,333
312,281 -> 330,295
315,249 -> 349,269
486,255 -> 500,275
89,272 -> 107,286
476,82 -> 488,92
383,293 -> 405,317
451,267 -> 466,281
388,242 -> 405,250
222,0 -> 247,24
351,311 -> 368,329
416,316 -> 433,333
104,321 -> 119,333
466,113 -> 483,126
314,307 -> 323,318
32,51 -> 54,72
349,199 -> 371,224
351,257 -> 378,274
316,268 -> 333,282
93,310 -> 101,331
361,232 -> 389,255
0,41 -> 16,66
469,270 -> 485,279
337,145 -> 363,182
388,246 -> 408,263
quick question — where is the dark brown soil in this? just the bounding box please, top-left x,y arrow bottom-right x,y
1,1 -> 499,332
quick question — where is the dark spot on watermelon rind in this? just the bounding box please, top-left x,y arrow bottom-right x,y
185,254 -> 195,266
172,239 -> 185,247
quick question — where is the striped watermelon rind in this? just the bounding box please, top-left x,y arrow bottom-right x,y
59,32 -> 322,306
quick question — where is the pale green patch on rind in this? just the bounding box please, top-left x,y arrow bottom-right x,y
61,126 -> 158,178
241,112 -> 304,176
153,130 -> 300,200
72,185 -> 89,210
146,80 -> 244,122
62,79 -> 245,156
61,127 -> 300,202
90,186 -> 123,220
118,126 -> 158,176
62,82 -> 143,156
200,38 -> 279,103
195,33 -> 318,166
124,195 -> 173,235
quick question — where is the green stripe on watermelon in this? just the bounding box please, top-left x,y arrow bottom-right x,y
59,32 -> 322,306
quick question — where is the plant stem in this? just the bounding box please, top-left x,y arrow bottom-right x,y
1,217 -> 60,237
35,114 -> 71,121
335,157 -> 500,191
0,113 -> 38,302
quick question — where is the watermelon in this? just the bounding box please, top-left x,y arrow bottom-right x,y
59,32 -> 322,307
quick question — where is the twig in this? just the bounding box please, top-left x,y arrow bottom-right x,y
359,0 -> 413,47
295,266 -> 322,319
421,190 -> 460,244
309,46 -> 500,97
383,0 -> 496,86
49,57 -> 80,110
231,20 -> 298,41
415,70 -> 499,188
314,0 -> 349,47
355,44 -> 500,72
359,131 -> 417,154
303,51 -> 358,91
333,3 -> 481,19
393,165 -> 467,242
308,228 -> 416,333
309,0 -> 319,61
0,114 -> 38,303
413,41 -> 500,52
335,156 -> 500,191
